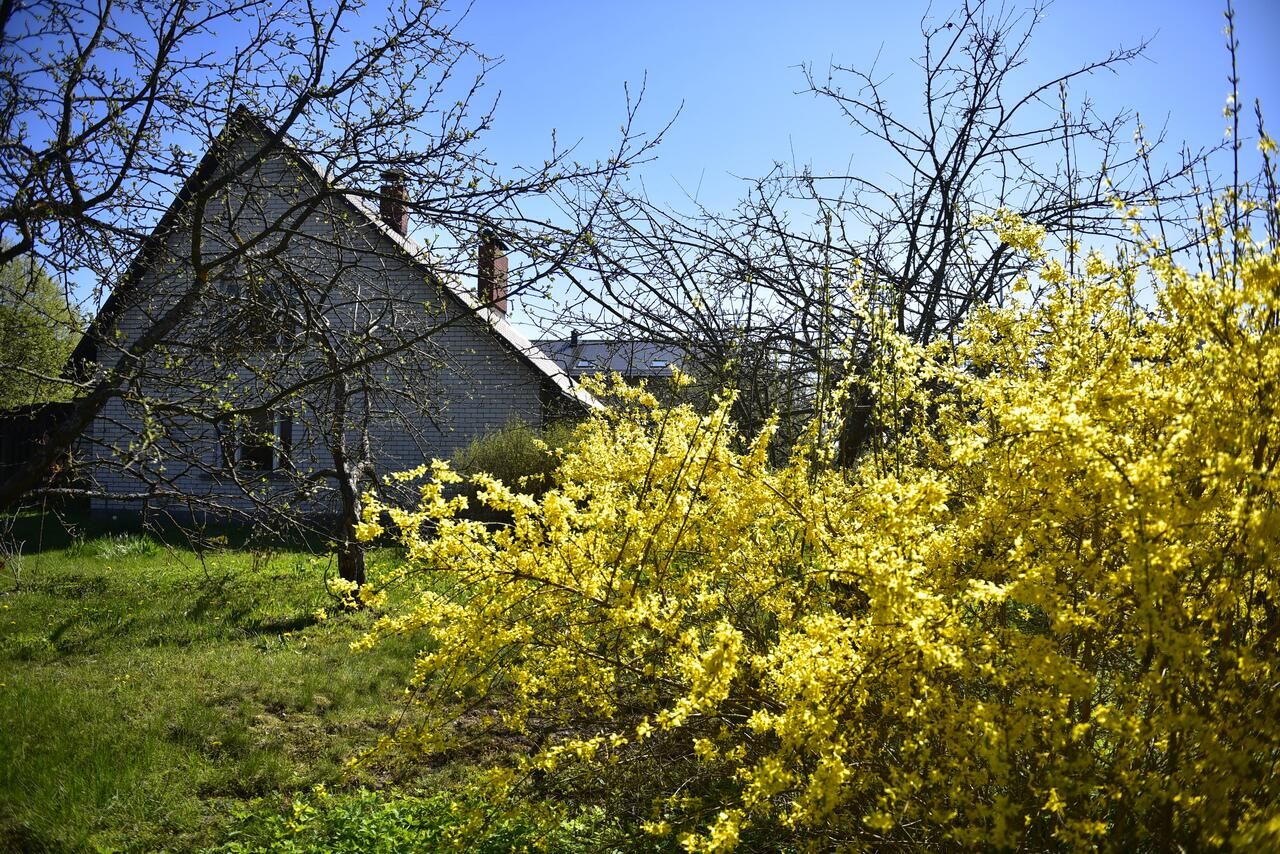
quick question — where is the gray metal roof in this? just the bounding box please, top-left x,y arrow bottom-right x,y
533,338 -> 684,379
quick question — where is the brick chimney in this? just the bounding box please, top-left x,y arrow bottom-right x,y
478,229 -> 508,315
379,170 -> 408,235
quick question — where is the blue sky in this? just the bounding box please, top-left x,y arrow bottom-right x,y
455,0 -> 1279,211
28,0 -> 1279,325
431,0 -> 1278,331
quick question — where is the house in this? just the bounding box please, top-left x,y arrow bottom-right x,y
73,108 -> 589,520
533,333 -> 684,386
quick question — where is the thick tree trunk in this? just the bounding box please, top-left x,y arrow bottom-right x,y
332,450 -> 367,587
336,537 -> 366,587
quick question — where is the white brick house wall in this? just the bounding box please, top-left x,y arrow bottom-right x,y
78,112 -> 586,518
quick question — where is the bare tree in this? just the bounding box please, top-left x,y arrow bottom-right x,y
0,0 -> 659,582
547,0 -> 1207,461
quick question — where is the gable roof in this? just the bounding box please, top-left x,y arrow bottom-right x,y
74,106 -> 594,408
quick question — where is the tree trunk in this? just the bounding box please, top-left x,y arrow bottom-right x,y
333,452 -> 366,587
835,376 -> 877,469
336,537 -> 366,587
328,371 -> 366,588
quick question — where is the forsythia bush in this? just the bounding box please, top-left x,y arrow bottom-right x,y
357,219 -> 1279,850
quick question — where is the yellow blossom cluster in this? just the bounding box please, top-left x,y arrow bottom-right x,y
357,216 -> 1279,850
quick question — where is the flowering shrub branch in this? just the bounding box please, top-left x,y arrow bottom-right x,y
356,209 -> 1279,850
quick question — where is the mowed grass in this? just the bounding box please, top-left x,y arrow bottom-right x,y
0,512 -> 428,852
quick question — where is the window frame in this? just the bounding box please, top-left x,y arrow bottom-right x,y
222,410 -> 294,473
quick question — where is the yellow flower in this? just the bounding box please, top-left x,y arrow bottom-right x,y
356,216 -> 1280,851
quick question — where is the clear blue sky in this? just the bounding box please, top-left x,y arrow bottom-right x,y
434,0 -> 1278,331
41,0 -> 1280,324
454,0 -> 1279,210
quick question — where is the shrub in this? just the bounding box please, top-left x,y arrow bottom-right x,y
358,211 -> 1280,850
452,419 -> 578,496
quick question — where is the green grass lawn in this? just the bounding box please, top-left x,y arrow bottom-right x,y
0,511 -> 448,851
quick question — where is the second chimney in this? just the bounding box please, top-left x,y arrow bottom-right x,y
379,170 -> 408,235
478,229 -> 508,315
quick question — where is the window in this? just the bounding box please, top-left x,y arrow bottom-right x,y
225,411 -> 293,472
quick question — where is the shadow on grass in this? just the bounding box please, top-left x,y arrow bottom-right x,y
240,612 -> 321,637
3,505 -> 336,557
0,816 -> 45,854
6,560 -> 325,661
